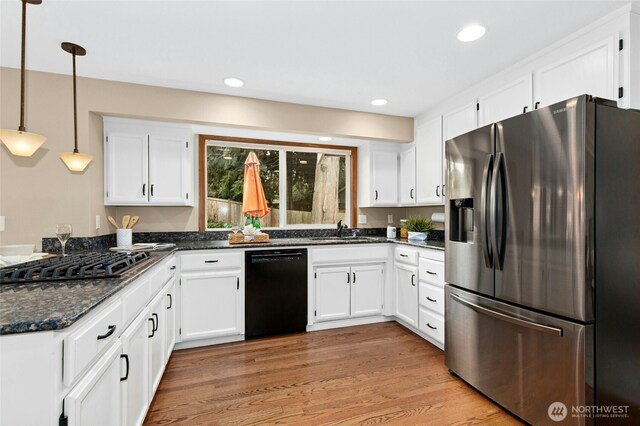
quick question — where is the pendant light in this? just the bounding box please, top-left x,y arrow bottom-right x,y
59,42 -> 93,172
0,0 -> 46,157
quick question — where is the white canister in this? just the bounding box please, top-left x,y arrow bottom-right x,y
386,226 -> 397,239
117,229 -> 133,247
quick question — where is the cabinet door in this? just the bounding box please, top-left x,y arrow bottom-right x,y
478,74 -> 533,127
395,263 -> 418,327
180,271 -> 243,340
443,101 -> 478,142
415,116 -> 444,205
64,341 -> 123,426
533,35 -> 617,108
315,266 -> 351,322
371,151 -> 398,205
120,308 -> 149,426
104,132 -> 148,205
399,147 -> 416,205
148,135 -> 192,205
148,292 -> 166,397
351,264 -> 384,318
164,280 -> 176,360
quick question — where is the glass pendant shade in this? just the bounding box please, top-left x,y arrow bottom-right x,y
59,151 -> 93,172
0,129 -> 46,157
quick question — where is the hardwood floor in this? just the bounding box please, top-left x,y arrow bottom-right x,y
145,322 -> 522,425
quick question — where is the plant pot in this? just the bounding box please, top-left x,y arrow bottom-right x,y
408,231 -> 428,241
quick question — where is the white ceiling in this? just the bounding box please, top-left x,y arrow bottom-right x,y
0,0 -> 631,117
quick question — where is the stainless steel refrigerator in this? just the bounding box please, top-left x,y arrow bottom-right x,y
444,95 -> 640,425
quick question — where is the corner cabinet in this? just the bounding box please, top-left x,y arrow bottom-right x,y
104,117 -> 194,206
415,116 -> 444,205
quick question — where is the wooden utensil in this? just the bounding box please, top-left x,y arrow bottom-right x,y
128,216 -> 139,229
122,215 -> 131,229
107,216 -> 119,229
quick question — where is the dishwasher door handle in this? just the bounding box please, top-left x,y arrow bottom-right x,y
250,252 -> 304,259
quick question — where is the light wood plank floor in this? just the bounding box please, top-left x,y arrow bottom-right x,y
145,322 -> 522,425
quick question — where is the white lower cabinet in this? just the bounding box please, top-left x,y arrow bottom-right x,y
64,341 -> 124,426
148,291 -> 166,397
180,271 -> 243,340
315,266 -> 351,322
314,264 -> 384,322
350,264 -> 384,318
120,308 -> 150,426
164,280 -> 176,360
394,263 -> 418,327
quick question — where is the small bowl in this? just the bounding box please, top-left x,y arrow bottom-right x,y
0,244 -> 36,256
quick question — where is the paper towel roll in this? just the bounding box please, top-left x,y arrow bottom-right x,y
431,212 -> 445,223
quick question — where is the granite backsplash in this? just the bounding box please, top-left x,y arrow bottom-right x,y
42,228 -> 444,253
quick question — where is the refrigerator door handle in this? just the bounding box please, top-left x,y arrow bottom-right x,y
481,153 -> 494,268
450,293 -> 563,336
490,152 -> 506,270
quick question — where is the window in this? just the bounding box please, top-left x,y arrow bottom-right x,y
199,135 -> 356,230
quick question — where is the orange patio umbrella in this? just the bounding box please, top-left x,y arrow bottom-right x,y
242,151 -> 270,218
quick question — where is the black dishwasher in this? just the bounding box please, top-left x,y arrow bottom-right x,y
245,249 -> 308,339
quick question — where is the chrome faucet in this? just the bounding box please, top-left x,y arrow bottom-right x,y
336,220 -> 348,237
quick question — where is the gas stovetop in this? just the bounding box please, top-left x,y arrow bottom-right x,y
0,252 -> 150,285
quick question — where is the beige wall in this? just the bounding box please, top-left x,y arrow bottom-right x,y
0,67 -> 413,248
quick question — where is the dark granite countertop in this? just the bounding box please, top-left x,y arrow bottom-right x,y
1,237 -> 443,335
172,237 -> 444,251
0,251 -> 173,335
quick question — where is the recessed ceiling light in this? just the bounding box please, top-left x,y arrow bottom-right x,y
319,136 -> 332,142
457,24 -> 486,42
371,99 -> 388,106
223,77 -> 244,87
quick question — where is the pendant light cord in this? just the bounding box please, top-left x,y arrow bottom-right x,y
19,0 -> 27,132
72,48 -> 78,153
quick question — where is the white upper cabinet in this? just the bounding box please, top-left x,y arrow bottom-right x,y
478,74 -> 533,127
105,132 -> 149,205
358,144 -> 400,207
415,116 -> 443,205
533,35 -> 618,109
399,147 -> 416,205
104,117 -> 194,206
371,150 -> 399,206
443,101 -> 478,142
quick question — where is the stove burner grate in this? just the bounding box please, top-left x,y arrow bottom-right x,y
0,252 -> 150,285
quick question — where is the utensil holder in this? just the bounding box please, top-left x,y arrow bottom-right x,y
117,229 -> 133,247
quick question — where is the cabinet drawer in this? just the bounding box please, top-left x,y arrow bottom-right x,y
418,247 -> 445,262
395,246 -> 418,265
418,307 -> 444,344
419,282 -> 445,315
63,300 -> 123,387
181,251 -> 242,271
148,265 -> 166,295
165,256 -> 177,280
418,257 -> 444,287
122,277 -> 150,328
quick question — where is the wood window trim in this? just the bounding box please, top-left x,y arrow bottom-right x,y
198,134 -> 358,232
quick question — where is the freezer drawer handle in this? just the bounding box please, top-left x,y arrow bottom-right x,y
450,293 -> 563,336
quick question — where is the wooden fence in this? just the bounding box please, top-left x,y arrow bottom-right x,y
207,197 -> 313,227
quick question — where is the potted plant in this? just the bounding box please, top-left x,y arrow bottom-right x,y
405,216 -> 435,241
